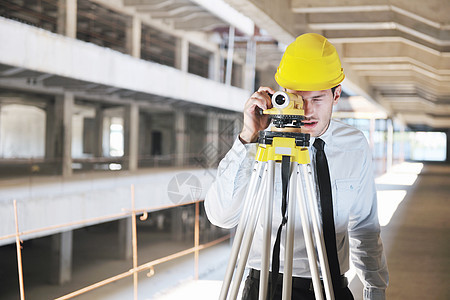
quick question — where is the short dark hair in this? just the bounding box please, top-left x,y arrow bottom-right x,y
331,85 -> 339,96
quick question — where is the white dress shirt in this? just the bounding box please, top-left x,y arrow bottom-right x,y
205,119 -> 389,300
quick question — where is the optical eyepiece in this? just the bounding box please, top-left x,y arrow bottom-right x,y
271,91 -> 290,109
275,94 -> 286,105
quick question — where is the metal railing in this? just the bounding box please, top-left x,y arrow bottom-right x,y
5,185 -> 230,300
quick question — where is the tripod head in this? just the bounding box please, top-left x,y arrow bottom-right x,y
263,91 -> 304,130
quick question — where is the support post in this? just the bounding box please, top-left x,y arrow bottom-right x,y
94,105 -> 104,158
124,103 -> 139,171
386,118 -> 393,171
176,38 -> 189,72
175,111 -> 186,166
244,37 -> 256,92
57,0 -> 77,38
118,217 -> 132,259
206,112 -> 219,167
62,92 -> 74,177
225,26 -> 235,86
126,16 -> 141,58
447,129 -> 450,163
50,231 -> 73,285
210,50 -> 221,82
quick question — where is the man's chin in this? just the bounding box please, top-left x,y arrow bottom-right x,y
300,128 -> 316,137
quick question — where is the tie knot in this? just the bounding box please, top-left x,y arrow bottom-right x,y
313,138 -> 325,151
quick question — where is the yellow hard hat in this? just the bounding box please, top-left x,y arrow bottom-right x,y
274,33 -> 345,91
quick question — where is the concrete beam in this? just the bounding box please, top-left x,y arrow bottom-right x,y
0,17 -> 250,113
0,168 -> 215,246
222,0 -> 296,45
190,0 -> 254,36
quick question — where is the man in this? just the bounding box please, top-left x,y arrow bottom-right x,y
205,33 -> 388,299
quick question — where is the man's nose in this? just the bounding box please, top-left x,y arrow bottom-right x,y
303,100 -> 313,117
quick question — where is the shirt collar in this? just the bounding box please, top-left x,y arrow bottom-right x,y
311,120 -> 333,149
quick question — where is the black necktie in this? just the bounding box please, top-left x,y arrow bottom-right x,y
313,138 -> 341,295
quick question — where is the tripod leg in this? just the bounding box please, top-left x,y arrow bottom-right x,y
301,164 -> 334,300
228,162 -> 270,300
296,163 -> 324,300
282,162 -> 297,300
219,161 -> 264,300
259,160 -> 275,300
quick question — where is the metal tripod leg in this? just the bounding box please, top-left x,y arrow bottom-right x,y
219,161 -> 264,300
295,162 -> 324,300
228,162 -> 270,300
295,163 -> 335,300
301,164 -> 334,300
281,162 -> 297,300
259,160 -> 275,300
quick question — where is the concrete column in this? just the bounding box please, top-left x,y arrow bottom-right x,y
46,100 -> 60,161
175,38 -> 189,72
243,38 -> 256,92
175,111 -> 186,166
206,112 -> 219,166
234,115 -> 242,138
102,116 -> 111,157
399,124 -> 405,163
118,217 -> 132,259
225,26 -> 235,86
386,118 -> 394,171
126,16 -> 141,58
94,105 -> 104,158
209,50 -> 221,81
446,129 -> 450,163
57,0 -> 77,38
171,207 -> 183,241
49,231 -> 73,285
62,93 -> 74,177
369,117 -> 376,151
124,103 -> 139,171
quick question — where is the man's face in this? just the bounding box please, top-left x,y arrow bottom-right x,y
286,86 -> 341,137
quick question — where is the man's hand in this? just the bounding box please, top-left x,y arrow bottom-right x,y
239,86 -> 275,144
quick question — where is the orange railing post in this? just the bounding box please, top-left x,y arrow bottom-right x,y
14,200 -> 26,300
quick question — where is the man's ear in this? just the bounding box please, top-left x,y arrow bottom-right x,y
333,85 -> 342,105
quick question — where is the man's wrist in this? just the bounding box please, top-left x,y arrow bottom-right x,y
239,131 -> 257,144
238,134 -> 248,144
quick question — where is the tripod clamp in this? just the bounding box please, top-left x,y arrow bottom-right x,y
256,131 -> 310,164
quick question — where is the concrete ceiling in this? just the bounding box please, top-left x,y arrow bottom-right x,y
222,0 -> 450,131
3,0 -> 449,130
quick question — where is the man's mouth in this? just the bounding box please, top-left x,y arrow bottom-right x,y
302,120 -> 318,128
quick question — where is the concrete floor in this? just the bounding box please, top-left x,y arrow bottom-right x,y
1,162 -> 449,299
381,163 -> 450,300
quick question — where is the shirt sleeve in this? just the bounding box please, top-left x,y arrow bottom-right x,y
348,143 -> 389,300
204,136 -> 257,228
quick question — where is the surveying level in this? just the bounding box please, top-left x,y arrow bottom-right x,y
219,91 -> 335,300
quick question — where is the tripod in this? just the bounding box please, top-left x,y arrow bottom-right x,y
219,130 -> 334,300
